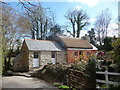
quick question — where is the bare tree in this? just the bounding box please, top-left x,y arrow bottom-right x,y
50,12 -> 56,26
65,9 -> 89,38
19,0 -> 52,40
75,10 -> 89,38
94,8 -> 112,46
16,13 -> 32,37
2,3 -> 31,72
65,9 -> 76,37
2,4 -> 29,52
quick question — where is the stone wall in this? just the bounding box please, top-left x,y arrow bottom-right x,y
13,52 -> 29,72
40,51 -> 52,65
56,51 -> 67,63
13,42 -> 29,72
29,52 -> 34,70
40,51 -> 67,65
29,51 -> 67,69
14,49 -> 67,71
13,43 -> 29,71
13,53 -> 24,71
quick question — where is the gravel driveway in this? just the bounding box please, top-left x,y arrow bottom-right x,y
2,76 -> 57,89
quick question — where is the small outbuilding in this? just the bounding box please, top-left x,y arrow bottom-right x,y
13,39 -> 66,71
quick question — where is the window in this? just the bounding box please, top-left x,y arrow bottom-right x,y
79,51 -> 82,55
74,51 -> 78,57
34,52 -> 38,58
51,52 -> 55,58
79,51 -> 83,61
87,51 -> 90,56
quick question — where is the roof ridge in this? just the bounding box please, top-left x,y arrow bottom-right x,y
59,36 -> 84,40
25,39 -> 52,42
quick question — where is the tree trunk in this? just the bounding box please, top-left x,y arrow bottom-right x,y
72,23 -> 75,37
40,22 -> 43,40
31,30 -> 35,39
8,57 -> 11,70
76,22 -> 80,38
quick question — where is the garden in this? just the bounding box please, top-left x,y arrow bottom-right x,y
30,58 -> 96,89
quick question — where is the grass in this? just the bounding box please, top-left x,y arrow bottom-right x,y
58,85 -> 69,89
97,84 -> 120,90
52,83 -> 70,89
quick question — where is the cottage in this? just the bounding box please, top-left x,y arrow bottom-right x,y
13,36 -> 97,72
13,39 -> 66,71
54,36 -> 98,63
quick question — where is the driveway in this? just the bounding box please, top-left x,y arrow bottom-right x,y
2,76 -> 57,89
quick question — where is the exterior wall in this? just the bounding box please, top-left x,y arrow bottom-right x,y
40,51 -> 52,65
67,49 -> 97,63
28,51 -> 67,70
29,51 -> 34,70
13,42 -> 29,72
83,50 -> 97,60
39,51 -> 67,65
56,51 -> 67,63
29,51 -> 42,70
67,50 -> 78,63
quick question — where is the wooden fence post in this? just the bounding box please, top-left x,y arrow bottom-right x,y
105,69 -> 109,88
96,71 -> 120,87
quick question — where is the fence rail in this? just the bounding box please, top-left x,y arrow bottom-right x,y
96,70 -> 120,88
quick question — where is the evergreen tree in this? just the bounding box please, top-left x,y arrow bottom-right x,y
88,28 -> 96,46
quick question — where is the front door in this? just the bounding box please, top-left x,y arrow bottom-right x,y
33,52 -> 39,67
51,52 -> 56,64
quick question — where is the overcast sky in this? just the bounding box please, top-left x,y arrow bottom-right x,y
8,0 -> 119,37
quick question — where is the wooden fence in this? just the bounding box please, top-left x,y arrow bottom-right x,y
96,70 -> 120,88
66,69 -> 90,89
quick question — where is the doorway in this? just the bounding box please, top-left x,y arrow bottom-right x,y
51,52 -> 56,64
33,52 -> 39,67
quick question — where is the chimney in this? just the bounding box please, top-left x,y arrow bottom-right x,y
81,34 -> 90,42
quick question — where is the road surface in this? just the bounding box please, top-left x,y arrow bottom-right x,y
2,76 -> 57,89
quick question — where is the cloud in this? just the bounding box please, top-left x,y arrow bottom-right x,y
68,0 -> 98,7
63,29 -> 88,38
107,23 -> 118,37
89,18 -> 96,23
74,5 -> 81,10
99,0 -> 119,2
80,30 -> 88,37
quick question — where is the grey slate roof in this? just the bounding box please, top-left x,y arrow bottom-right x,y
25,39 -> 64,51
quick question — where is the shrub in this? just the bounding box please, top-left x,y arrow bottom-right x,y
86,57 -> 96,88
71,60 -> 88,72
32,59 -> 95,87
36,63 -> 71,83
112,38 -> 120,72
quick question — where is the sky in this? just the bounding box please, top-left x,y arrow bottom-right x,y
7,0 -> 119,37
